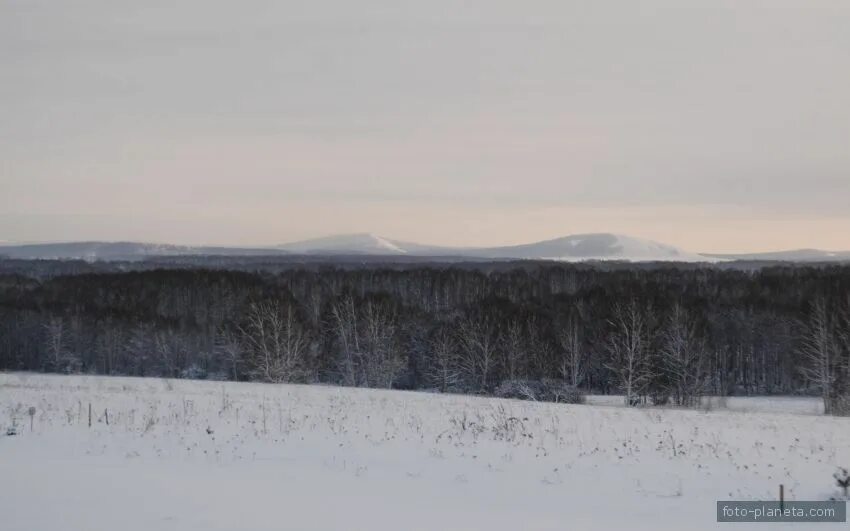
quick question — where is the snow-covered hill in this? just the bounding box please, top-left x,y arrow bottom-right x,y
276,233 -> 410,255
1,373 -> 847,531
470,233 -> 708,262
275,232 -> 710,262
3,234 -> 848,263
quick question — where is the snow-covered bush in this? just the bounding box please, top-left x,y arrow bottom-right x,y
180,364 -> 207,380
494,379 -> 584,404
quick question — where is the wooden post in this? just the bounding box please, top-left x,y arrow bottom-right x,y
88,403 -> 92,428
105,408 -> 109,426
780,484 -> 784,511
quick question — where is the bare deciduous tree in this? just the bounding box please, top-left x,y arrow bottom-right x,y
359,300 -> 404,389
524,315 -> 553,379
330,296 -> 404,388
43,316 -> 80,373
814,298 -> 850,416
799,296 -> 838,414
605,301 -> 651,406
214,327 -> 243,381
239,301 -> 310,383
425,328 -> 462,392
499,319 -> 525,381
660,304 -> 707,407
456,314 -> 498,392
330,296 -> 360,387
125,325 -> 154,376
95,325 -> 123,375
558,313 -> 585,388
837,301 -> 850,414
44,316 -> 67,372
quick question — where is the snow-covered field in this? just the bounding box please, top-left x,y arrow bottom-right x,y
1,373 -> 848,530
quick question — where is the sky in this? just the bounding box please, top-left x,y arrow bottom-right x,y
2,0 -> 849,253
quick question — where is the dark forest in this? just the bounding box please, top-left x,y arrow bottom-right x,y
1,260 -> 849,413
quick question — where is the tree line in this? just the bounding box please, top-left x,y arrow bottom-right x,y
0,263 -> 848,414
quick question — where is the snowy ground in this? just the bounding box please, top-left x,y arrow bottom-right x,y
1,373 -> 848,531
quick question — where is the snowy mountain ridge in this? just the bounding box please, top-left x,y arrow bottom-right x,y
277,233 -> 409,255
277,232 -> 710,262
2,233 -> 849,263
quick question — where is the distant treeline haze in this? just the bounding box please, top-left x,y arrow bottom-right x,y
0,264 -> 848,414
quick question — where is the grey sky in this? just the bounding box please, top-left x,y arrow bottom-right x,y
2,0 -> 849,252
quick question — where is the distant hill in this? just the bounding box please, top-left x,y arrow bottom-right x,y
3,234 -> 848,263
277,232 -> 709,262
0,242 -> 289,261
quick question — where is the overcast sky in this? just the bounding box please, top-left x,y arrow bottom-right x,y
2,0 -> 849,252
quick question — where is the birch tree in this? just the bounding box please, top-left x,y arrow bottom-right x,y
558,313 -> 585,388
499,319 -> 525,381
605,301 -> 651,406
799,296 -> 837,414
330,296 -> 360,387
359,300 -> 404,389
457,314 -> 498,392
43,317 -> 69,372
239,301 -> 310,383
660,304 -> 707,407
830,299 -> 850,415
214,327 -> 243,381
329,296 -> 404,389
425,328 -> 462,392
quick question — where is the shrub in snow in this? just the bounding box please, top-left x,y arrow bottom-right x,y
542,379 -> 585,404
180,364 -> 207,380
494,379 -> 584,404
494,380 -> 538,401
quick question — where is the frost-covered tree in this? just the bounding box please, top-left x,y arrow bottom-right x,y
456,314 -> 498,392
330,296 -> 404,389
660,304 -> 707,407
605,301 -> 651,406
43,317 -> 67,372
829,300 -> 850,415
558,313 -> 585,388
359,300 -> 405,389
239,301 -> 310,383
330,296 -> 360,387
499,319 -> 525,381
43,316 -> 80,373
214,327 -> 243,381
425,327 -> 462,392
799,297 -> 838,414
